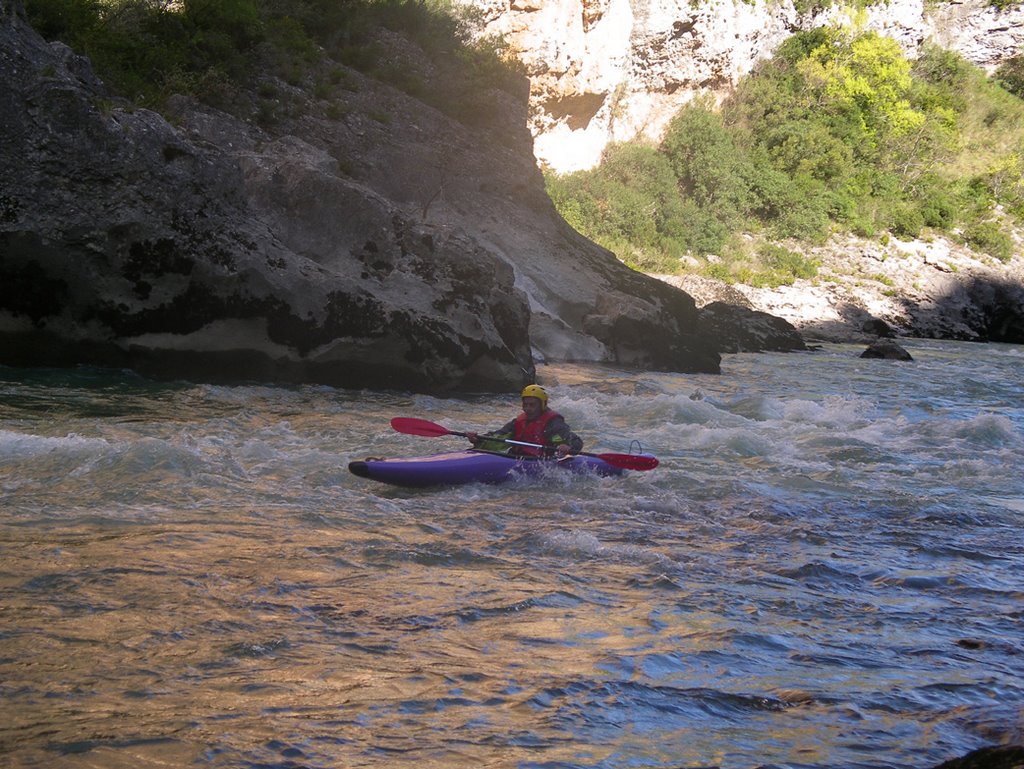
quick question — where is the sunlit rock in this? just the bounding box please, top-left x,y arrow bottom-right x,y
458,0 -> 1024,172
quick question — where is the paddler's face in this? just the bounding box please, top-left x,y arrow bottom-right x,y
521,397 -> 544,419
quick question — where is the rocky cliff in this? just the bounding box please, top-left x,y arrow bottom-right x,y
461,0 -> 1024,172
0,0 -> 751,393
459,0 -> 1024,345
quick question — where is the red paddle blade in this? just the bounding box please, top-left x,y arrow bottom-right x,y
596,452 -> 659,471
390,417 -> 451,437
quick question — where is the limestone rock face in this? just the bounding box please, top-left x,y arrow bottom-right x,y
459,0 -> 1024,171
0,21 -> 530,389
925,0 -> 1024,71
0,1 -> 724,392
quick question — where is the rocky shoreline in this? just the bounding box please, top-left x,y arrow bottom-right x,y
654,230 -> 1024,347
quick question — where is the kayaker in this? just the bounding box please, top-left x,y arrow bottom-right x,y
467,384 -> 584,457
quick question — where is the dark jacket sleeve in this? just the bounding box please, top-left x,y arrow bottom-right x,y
486,419 -> 517,439
474,419 -> 517,452
545,416 -> 584,453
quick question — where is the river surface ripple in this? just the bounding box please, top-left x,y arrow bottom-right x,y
1,340 -> 1022,769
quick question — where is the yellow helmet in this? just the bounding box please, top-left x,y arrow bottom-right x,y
521,384 -> 548,407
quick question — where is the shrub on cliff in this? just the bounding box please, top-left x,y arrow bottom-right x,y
25,0 -> 263,105
545,142 -> 697,271
23,0 -> 523,126
725,31 -> 964,238
963,220 -> 1015,263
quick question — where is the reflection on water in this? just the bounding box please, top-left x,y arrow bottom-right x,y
1,341 -> 1023,769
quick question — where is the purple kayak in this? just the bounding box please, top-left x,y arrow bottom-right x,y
348,449 -> 626,488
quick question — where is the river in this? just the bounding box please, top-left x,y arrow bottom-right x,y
1,340 -> 1022,769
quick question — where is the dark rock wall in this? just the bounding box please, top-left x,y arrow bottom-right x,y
0,1 -> 726,391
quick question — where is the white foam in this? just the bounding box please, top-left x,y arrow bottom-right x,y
535,528 -> 681,570
0,429 -> 112,458
950,414 -> 1021,447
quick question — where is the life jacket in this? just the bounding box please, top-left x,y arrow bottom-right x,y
513,409 -> 561,456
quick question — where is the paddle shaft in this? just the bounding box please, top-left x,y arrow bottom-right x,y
429,428 -> 570,454
502,437 -> 606,461
476,437 -> 657,470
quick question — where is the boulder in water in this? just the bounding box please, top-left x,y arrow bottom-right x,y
931,745 -> 1024,769
860,341 -> 914,361
699,301 -> 807,354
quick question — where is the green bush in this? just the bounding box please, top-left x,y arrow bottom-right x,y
913,175 -> 958,229
544,141 -> 737,259
24,0 -> 523,128
887,204 -> 925,240
963,220 -> 1014,262
756,242 -> 819,285
747,163 -> 831,242
760,120 -> 856,183
985,153 -> 1024,219
25,0 -> 264,105
913,44 -> 972,96
675,199 -> 734,256
662,101 -> 754,221
701,261 -> 734,283
692,240 -> 819,288
23,0 -> 103,40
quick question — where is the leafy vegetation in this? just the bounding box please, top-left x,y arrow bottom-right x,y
546,26 -> 1024,283
23,0 -> 522,126
963,219 -> 1015,262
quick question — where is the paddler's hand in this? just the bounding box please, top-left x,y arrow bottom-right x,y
466,432 -> 480,445
554,443 -> 571,457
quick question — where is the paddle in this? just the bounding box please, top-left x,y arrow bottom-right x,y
390,417 -> 659,471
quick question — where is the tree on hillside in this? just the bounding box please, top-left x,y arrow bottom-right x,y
546,25 -> 1024,279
